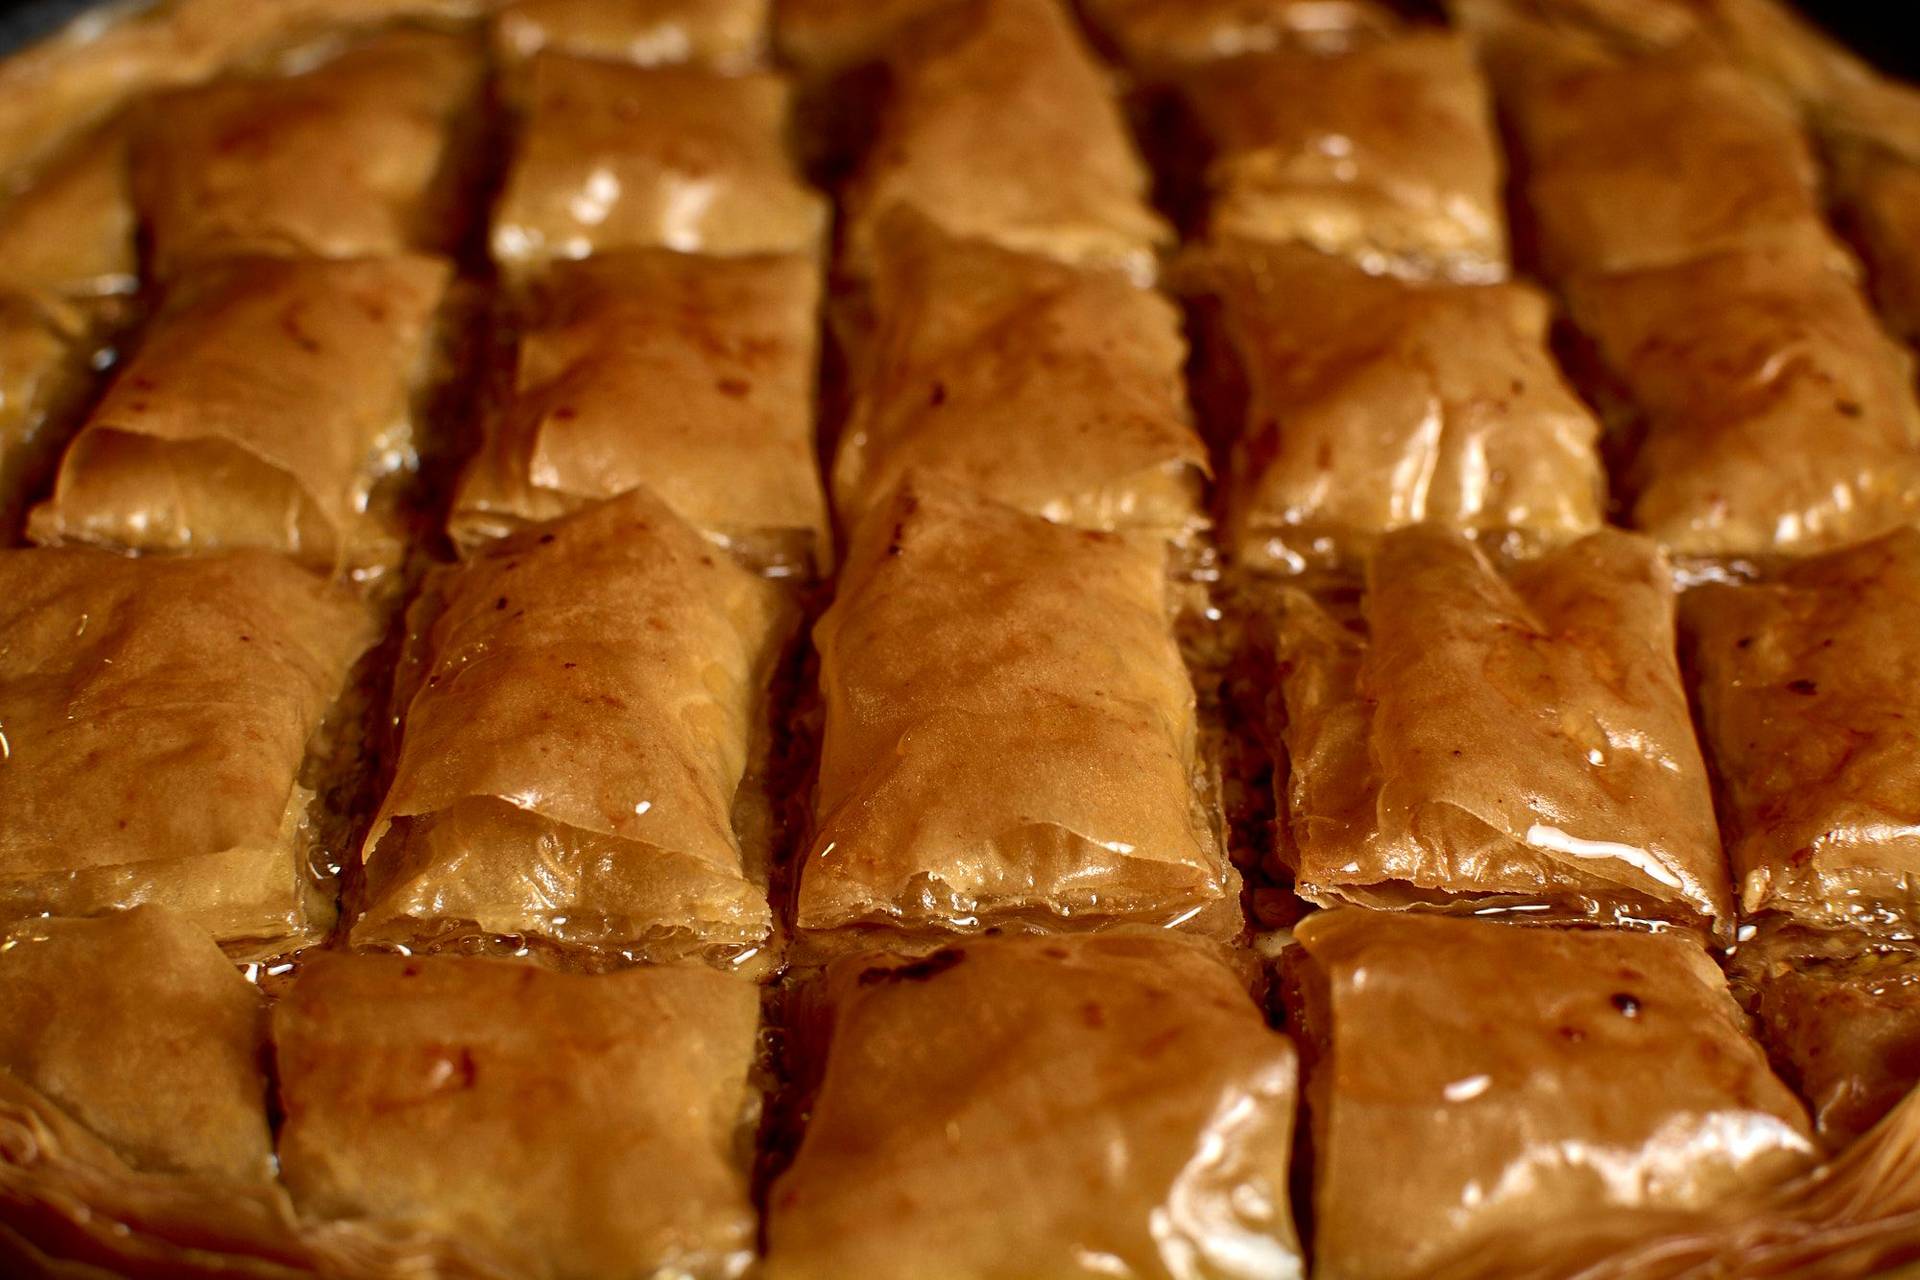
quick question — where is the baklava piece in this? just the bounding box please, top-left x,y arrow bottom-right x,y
1507,50 -> 1846,278
355,489 -> 796,967
1833,139 -> 1920,349
1735,926 -> 1920,1151
765,933 -> 1300,1280
1271,524 -> 1730,931
274,953 -> 761,1280
0,117 -> 137,302
130,29 -> 487,276
452,250 -> 829,575
0,907 -> 272,1183
28,254 -> 453,578
490,53 -> 826,268
1285,910 -> 1815,1280
797,480 -> 1232,941
492,0 -> 770,70
1683,529 -> 1920,929
840,0 -> 1172,283
0,293 -> 97,539
834,212 -> 1208,547
1190,241 -> 1603,571
1078,0 -> 1398,73
0,549 -> 377,952
1182,32 -> 1507,281
1566,246 -> 1920,559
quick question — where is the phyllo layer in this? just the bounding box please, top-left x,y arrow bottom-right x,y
27,254 -> 452,577
0,116 -> 137,301
452,249 -> 829,576
274,952 -> 762,1280
841,0 -> 1171,283
1191,241 -> 1603,571
0,548 -> 377,951
356,488 -> 796,965
130,29 -> 486,276
1182,32 -> 1506,281
1683,528 -> 1920,929
798,480 -> 1231,939
1285,910 -> 1815,1280
766,932 -> 1300,1280
491,53 -> 826,267
1271,524 -> 1729,931
835,212 -> 1208,547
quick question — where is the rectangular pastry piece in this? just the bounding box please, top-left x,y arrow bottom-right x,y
1734,925 -> 1920,1151
0,293 -> 97,541
0,907 -> 272,1183
452,250 -> 830,576
492,0 -> 769,70
1077,0 -> 1398,73
765,933 -> 1300,1280
1181,32 -> 1507,281
355,489 -> 796,967
27,254 -> 453,578
834,212 -> 1208,548
490,52 -> 826,268
797,480 -> 1232,940
274,952 -> 761,1280
1682,528 -> 1920,929
1271,524 -> 1730,932
1284,910 -> 1815,1280
1566,246 -> 1920,560
0,549 -> 378,953
841,0 -> 1172,283
1504,48 -> 1846,279
1189,241 -> 1604,572
130,29 -> 486,277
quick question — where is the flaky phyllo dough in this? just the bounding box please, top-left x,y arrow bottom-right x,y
130,28 -> 486,276
0,549 -> 376,953
1285,911 -> 1815,1280
27,254 -> 452,578
1271,525 -> 1731,932
798,481 -> 1232,939
840,0 -> 1171,283
1181,31 -> 1508,282
765,933 -> 1301,1280
490,52 -> 825,267
357,489 -> 796,966
834,212 -> 1208,547
1683,529 -> 1920,931
452,249 -> 829,576
1188,241 -> 1603,571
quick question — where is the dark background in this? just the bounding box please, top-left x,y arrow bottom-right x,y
0,0 -> 1914,79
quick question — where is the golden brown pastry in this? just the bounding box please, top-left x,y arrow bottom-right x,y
1682,529 -> 1920,929
1285,910 -> 1815,1280
1833,140 -> 1920,349
130,29 -> 486,276
28,254 -> 452,576
765,933 -> 1300,1280
1272,525 -> 1730,931
0,292 -> 97,540
798,480 -> 1231,940
274,952 -> 761,1280
451,250 -> 830,575
0,117 -> 136,301
1190,241 -> 1604,571
0,549 -> 377,952
1078,0 -> 1398,72
1183,33 -> 1508,281
0,907 -> 271,1183
490,53 -> 826,268
835,213 -> 1208,546
493,0 -> 769,69
355,489 -> 796,965
841,0 -> 1171,283
770,0 -> 950,76
1507,49 -> 1846,279
1566,247 -> 1920,560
